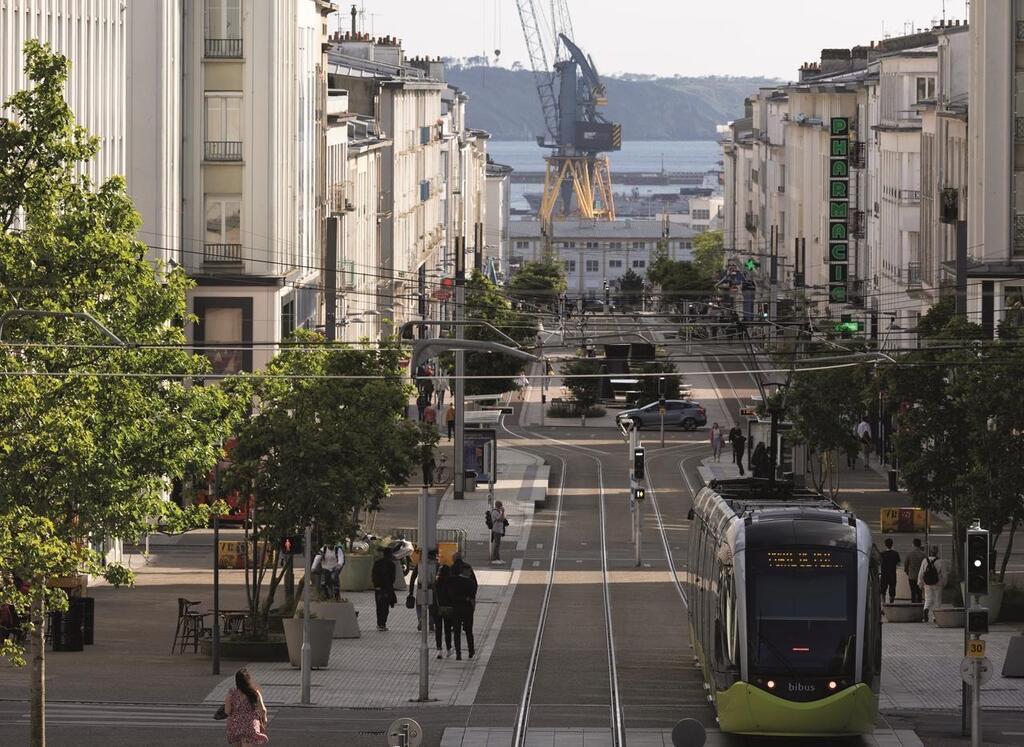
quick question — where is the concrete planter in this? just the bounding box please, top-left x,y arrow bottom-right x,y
883,603 -> 924,623
283,618 -> 334,669
200,636 -> 288,662
981,582 -> 1005,623
308,600 -> 360,639
338,554 -> 374,591
932,607 -> 966,628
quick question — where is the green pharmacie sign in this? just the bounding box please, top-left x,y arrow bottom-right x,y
829,116 -> 850,304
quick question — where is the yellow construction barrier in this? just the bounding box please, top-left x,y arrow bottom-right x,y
880,508 -> 928,534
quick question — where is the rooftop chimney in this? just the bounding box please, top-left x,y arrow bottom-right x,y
351,4 -> 357,36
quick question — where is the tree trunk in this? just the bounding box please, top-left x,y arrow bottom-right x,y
999,516 -> 1020,583
30,593 -> 45,747
283,554 -> 295,606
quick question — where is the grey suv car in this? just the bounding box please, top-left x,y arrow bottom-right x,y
616,400 -> 708,431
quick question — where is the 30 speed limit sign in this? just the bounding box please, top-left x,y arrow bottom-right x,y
967,640 -> 986,658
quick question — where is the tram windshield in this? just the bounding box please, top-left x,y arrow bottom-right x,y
746,547 -> 857,676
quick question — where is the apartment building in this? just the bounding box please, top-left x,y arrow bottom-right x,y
485,160 -> 514,281
509,220 -> 698,298
128,0 -> 335,373
0,0 -> 127,185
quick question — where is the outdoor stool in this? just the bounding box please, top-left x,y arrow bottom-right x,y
171,598 -> 208,654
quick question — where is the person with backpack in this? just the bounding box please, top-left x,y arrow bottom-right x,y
904,538 -> 926,604
486,501 -> 508,565
879,538 -> 900,605
311,542 -> 345,601
917,545 -> 947,623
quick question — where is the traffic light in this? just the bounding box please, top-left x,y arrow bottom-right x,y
633,487 -> 646,502
280,535 -> 304,556
744,258 -> 760,272
966,528 -> 990,597
967,608 -> 990,635
633,447 -> 646,481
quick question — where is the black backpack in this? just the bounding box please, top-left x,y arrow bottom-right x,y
484,510 -> 493,529
922,558 -> 939,586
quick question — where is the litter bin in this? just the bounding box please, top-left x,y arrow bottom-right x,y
74,597 -> 95,645
49,604 -> 84,652
888,469 -> 898,492
465,471 -> 478,492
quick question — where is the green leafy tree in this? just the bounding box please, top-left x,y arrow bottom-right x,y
784,353 -> 870,496
562,359 -> 603,425
0,42 -> 238,742
508,257 -> 567,309
617,269 -> 645,309
647,258 -> 707,312
692,229 -> 725,284
223,330 -> 433,636
462,271 -> 538,396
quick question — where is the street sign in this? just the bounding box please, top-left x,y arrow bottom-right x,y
967,639 -> 986,659
387,718 -> 423,747
960,656 -> 993,687
659,407 -> 666,417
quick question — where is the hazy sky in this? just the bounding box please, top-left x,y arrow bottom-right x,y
332,0 -> 962,79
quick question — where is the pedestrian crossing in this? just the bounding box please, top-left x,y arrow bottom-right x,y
15,701 -> 232,729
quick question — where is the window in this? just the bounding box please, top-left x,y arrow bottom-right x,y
561,241 -> 576,249
205,196 -> 242,245
585,242 -> 599,249
632,241 -> 647,249
916,77 -> 936,102
515,240 -> 530,249
206,0 -> 241,38
205,95 -> 242,160
585,260 -> 600,272
632,260 -> 646,269
563,260 -> 577,273
609,259 -> 623,269
609,242 -> 623,249
205,0 -> 243,57
194,298 -> 253,375
281,300 -> 296,339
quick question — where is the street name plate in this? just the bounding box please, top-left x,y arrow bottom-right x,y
960,656 -> 993,686
967,639 -> 986,658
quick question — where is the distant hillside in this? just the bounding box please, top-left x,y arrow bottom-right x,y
445,65 -> 779,141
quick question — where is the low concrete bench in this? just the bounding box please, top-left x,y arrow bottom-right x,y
883,602 -> 924,623
932,607 -> 966,628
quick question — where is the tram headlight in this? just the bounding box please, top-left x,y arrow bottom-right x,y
828,680 -> 838,690
766,680 -> 776,690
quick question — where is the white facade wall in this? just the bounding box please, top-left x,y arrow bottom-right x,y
485,165 -> 512,278
0,0 -> 126,185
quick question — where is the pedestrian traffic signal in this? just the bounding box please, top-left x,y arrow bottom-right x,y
633,448 -> 646,480
966,528 -> 990,596
280,535 -> 304,556
833,314 -> 862,337
744,258 -> 760,272
967,608 -> 990,635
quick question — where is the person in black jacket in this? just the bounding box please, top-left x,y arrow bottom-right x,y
371,548 -> 397,631
449,554 -> 479,660
432,564 -> 456,658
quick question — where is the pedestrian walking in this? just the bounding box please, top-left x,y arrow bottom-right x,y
416,392 -> 430,421
751,442 -> 770,479
372,547 -> 397,631
486,501 -> 508,564
880,538 -> 900,605
710,423 -> 723,462
449,553 -> 478,659
445,403 -> 456,442
224,668 -> 269,745
856,418 -> 873,467
918,545 -> 948,623
432,564 -> 456,659
423,403 -> 437,429
422,451 -> 436,488
904,538 -> 926,604
730,429 -> 746,476
515,372 -> 531,401
434,376 -> 449,409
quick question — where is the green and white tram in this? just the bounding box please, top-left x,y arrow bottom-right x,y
685,479 -> 882,737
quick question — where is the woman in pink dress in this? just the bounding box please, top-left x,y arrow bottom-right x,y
224,668 -> 269,745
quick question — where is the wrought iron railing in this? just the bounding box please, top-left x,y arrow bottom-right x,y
204,141 -> 242,162
205,38 -> 243,59
203,244 -> 243,266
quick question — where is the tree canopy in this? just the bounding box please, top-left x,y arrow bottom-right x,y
508,256 -> 567,309
462,271 -> 538,396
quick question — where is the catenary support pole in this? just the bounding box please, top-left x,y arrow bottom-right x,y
418,487 -> 430,701
301,524 -> 312,705
325,217 -> 340,342
212,463 -> 221,676
454,236 -> 466,500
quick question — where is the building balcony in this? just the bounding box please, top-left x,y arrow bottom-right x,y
906,262 -> 922,288
899,189 -> 922,204
203,243 -> 243,268
205,38 -> 243,59
204,141 -> 242,162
